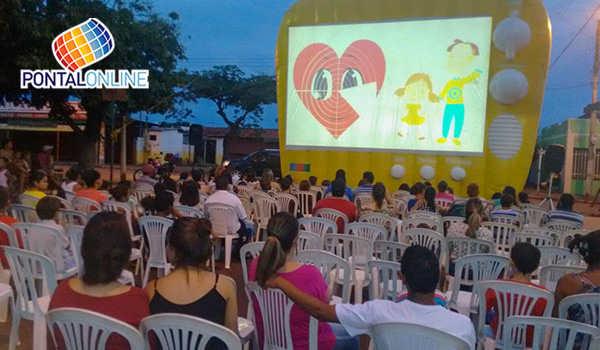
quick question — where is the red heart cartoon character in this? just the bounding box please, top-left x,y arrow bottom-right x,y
293,40 -> 386,139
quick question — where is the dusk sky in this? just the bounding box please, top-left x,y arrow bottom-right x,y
147,0 -> 598,133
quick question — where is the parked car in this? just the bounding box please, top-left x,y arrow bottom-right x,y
224,149 -> 281,179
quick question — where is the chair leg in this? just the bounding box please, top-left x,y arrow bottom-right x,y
225,236 -> 233,269
142,263 -> 151,288
8,301 -> 19,350
354,281 -> 364,304
33,314 -> 47,350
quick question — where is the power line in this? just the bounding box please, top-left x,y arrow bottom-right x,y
549,3 -> 600,70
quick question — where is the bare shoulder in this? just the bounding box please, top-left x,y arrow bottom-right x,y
217,274 -> 237,297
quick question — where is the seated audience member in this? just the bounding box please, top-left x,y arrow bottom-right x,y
134,164 -> 158,190
354,171 -> 375,196
467,183 -> 485,201
179,180 -> 202,210
0,187 -> 22,269
314,178 -> 357,233
61,166 -> 83,193
447,198 -> 493,270
205,175 -> 254,252
485,243 -> 546,346
0,157 -> 13,190
244,169 -> 259,188
413,186 -> 439,213
37,196 -> 75,270
491,192 -> 502,200
146,218 -> 237,348
360,182 -> 397,219
545,193 -> 584,229
163,178 -> 178,194
49,212 -> 150,349
554,231 -> 600,317
266,245 -> 476,349
76,170 -> 108,204
494,186 -> 520,208
324,169 -> 354,201
424,181 -> 432,188
407,182 -> 425,211
491,194 -> 519,218
179,172 -> 188,181
280,178 -> 292,194
141,191 -> 182,220
154,182 -> 167,195
110,184 -> 139,219
255,169 -> 281,193
322,179 -> 331,187
250,212 -> 356,350
299,180 -> 311,192
309,176 -> 318,186
398,183 -> 410,192
12,151 -> 30,193
518,192 -> 530,204
284,174 -> 294,184
436,180 -> 454,201
22,171 -> 48,203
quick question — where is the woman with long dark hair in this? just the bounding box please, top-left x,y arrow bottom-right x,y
414,186 -> 438,213
360,182 -> 397,218
179,180 -> 202,210
447,198 -> 493,269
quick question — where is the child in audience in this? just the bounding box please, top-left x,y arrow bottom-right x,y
299,179 -> 311,191
407,182 -> 425,211
179,180 -> 202,210
321,180 -> 331,187
518,192 -> 530,204
281,178 -> 292,194
491,194 -> 519,218
413,187 -> 439,213
36,196 -> 76,270
491,192 -> 502,200
436,180 -> 455,201
309,176 -> 318,186
360,182 -> 397,219
398,183 -> 410,192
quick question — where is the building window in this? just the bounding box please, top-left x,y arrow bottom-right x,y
572,148 -> 600,179
149,135 -> 157,141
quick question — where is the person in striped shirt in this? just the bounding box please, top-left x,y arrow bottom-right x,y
354,171 -> 374,196
545,193 -> 584,228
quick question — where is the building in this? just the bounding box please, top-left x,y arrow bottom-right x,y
202,127 -> 279,165
134,127 -> 194,165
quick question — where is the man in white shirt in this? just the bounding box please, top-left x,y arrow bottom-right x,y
36,196 -> 76,271
266,245 -> 476,350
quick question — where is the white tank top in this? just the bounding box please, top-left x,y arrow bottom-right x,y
61,181 -> 77,193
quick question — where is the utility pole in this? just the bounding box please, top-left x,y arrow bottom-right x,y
585,20 -> 600,200
121,114 -> 127,181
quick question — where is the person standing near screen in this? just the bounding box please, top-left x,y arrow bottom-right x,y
437,39 -> 483,146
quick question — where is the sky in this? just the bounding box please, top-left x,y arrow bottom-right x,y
145,0 -> 599,133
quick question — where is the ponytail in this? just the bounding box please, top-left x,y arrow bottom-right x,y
465,197 -> 484,239
467,211 -> 481,239
569,231 -> 600,266
256,236 -> 287,288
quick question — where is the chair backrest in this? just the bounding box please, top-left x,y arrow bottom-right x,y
402,217 -> 443,234
174,205 -> 204,218
522,207 -> 548,228
545,219 -> 580,233
11,204 -> 39,223
253,196 -> 280,228
509,233 -> 555,248
131,189 -> 153,203
403,228 -> 446,261
72,197 -> 101,213
309,186 -> 324,201
5,247 -> 57,318
314,208 -> 349,234
64,190 -> 76,203
392,190 -> 410,198
298,217 -> 337,239
368,260 -> 403,301
246,282 -> 318,350
435,197 -> 454,210
442,216 -> 465,235
359,212 -> 397,239
141,314 -> 241,350
347,222 -> 387,241
59,209 -> 88,227
407,211 -> 442,223
102,201 -> 134,237
250,190 -> 271,201
477,281 -> 554,347
481,222 -> 519,255
240,242 -> 265,284
138,216 -> 173,267
324,233 -> 373,282
391,198 -> 408,220
274,193 -> 299,215
13,222 -> 69,274
559,294 -> 600,328
557,229 -> 590,248
297,249 -> 351,303
198,192 -> 209,207
492,212 -> 523,228
373,240 -> 410,263
449,254 -> 510,313
67,225 -> 85,276
521,227 -> 560,244
370,322 -> 471,350
539,265 -> 585,293
47,195 -> 73,210
354,193 -> 373,207
297,231 -> 323,252
446,237 -> 495,266
17,193 -> 40,207
204,203 -> 239,237
503,316 -> 600,350
538,246 -> 581,266
0,221 -> 19,248
237,185 -> 252,197
239,196 -> 252,219
47,308 -> 145,350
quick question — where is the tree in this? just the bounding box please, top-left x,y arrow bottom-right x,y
186,65 -> 276,159
0,0 -> 186,169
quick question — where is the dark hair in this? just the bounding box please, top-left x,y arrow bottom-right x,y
399,183 -> 410,191
363,171 -> 374,184
424,187 -> 437,212
154,182 -> 167,194
163,178 -> 178,193
180,181 -> 200,207
110,184 -> 130,202
491,192 -> 502,200
410,182 -> 425,195
464,198 -> 484,239
260,169 -> 275,191
66,166 -> 82,181
299,180 -> 311,191
169,217 -> 212,268
180,172 -> 189,180
558,193 -> 575,210
0,187 -> 8,210
284,175 -> 293,183
335,169 -> 346,180
118,180 -> 132,189
570,231 -> 600,266
518,192 -> 530,204
142,191 -> 174,214
215,175 -> 229,191
502,186 -> 519,206
424,181 -> 432,188
331,178 -> 346,197
401,245 -> 439,294
81,212 -> 132,285
81,170 -> 101,188
448,187 -> 454,194
281,178 -> 291,191
500,194 -> 514,208
191,170 -> 204,183
309,176 -> 317,186
255,212 -> 299,287
36,196 -> 61,220
321,180 -> 331,187
510,242 -> 540,275
467,183 -> 479,198
246,169 -> 257,183
372,182 -> 386,208
437,181 -> 448,193
29,171 -> 47,188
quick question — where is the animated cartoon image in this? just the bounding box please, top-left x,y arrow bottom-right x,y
395,73 -> 440,140
437,39 -> 483,146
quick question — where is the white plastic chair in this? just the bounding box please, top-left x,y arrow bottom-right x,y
447,254 -> 510,316
522,207 -> 548,227
354,193 -> 373,207
492,213 -> 523,228
392,190 -> 410,198
0,222 -> 16,323
297,231 -> 323,252
5,247 -> 57,350
482,222 -> 519,255
538,246 -> 581,266
435,198 -> 454,211
17,193 -> 40,207
402,217 -> 443,234
237,185 -> 252,197
47,308 -> 145,350
64,190 -> 76,203
545,220 -> 580,233
10,204 -> 39,223
58,209 -> 87,227
174,205 -> 204,218
403,228 -> 446,262
102,201 -> 144,275
72,197 -> 101,213
391,198 -> 408,220
131,189 -> 154,202
314,208 -> 349,234
447,237 -> 495,268
298,217 -> 337,239
46,195 -> 73,210
274,193 -> 298,215
138,216 -> 174,287
539,265 -> 585,293
503,316 -> 600,350
297,249 -> 351,304
373,240 -> 410,263
442,216 -> 466,235
521,227 -> 560,245
509,233 -> 555,248
249,190 -> 271,201
246,282 -> 319,350
240,242 -> 264,284
253,196 -> 280,241
239,196 -> 253,220
370,322 -> 471,350
140,313 -> 242,350
557,229 -> 590,248
359,212 -> 398,241
368,260 -> 403,301
198,191 -> 209,207
205,203 -> 239,269
407,210 -> 442,222
477,281 -> 554,350
559,294 -> 600,328
347,222 -> 387,241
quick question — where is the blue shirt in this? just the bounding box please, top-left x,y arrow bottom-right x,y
324,185 -> 354,201
354,185 -> 374,196
545,209 -> 584,228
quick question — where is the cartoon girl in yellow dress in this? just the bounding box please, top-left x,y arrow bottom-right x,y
395,73 -> 440,140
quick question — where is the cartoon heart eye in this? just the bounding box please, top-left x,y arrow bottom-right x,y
311,69 -> 332,100
341,68 -> 363,89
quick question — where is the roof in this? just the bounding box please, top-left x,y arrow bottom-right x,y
203,127 -> 279,140
0,101 -> 87,120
